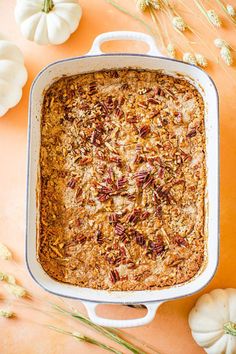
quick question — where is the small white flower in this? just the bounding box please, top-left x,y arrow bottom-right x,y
214,38 -> 230,49
183,52 -> 197,65
172,16 -> 187,32
0,243 -> 12,260
0,309 -> 14,318
226,4 -> 235,17
167,43 -> 176,58
136,0 -> 147,12
220,45 -> 233,66
195,53 -> 208,68
4,284 -> 27,298
207,10 -> 222,27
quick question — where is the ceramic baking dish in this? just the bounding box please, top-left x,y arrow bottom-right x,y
26,31 -> 219,328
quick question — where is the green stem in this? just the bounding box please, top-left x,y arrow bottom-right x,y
42,0 -> 54,13
224,321 -> 236,336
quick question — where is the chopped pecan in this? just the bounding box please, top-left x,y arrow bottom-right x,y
98,193 -> 110,202
134,170 -> 150,187
96,230 -> 103,244
91,128 -> 103,146
155,205 -> 162,218
110,269 -> 120,283
138,101 -> 148,108
126,208 -> 141,224
142,175 -> 154,189
154,87 -> 165,96
121,83 -> 129,90
117,176 -> 127,189
186,129 -> 197,138
114,223 -> 125,236
75,187 -> 82,199
79,156 -> 93,165
110,155 -> 122,167
109,213 -> 119,223
76,234 -> 87,244
141,211 -> 150,220
67,178 -> 77,189
174,235 -> 189,247
147,238 -> 164,256
147,98 -> 160,104
88,82 -> 97,95
126,115 -> 140,123
139,125 -> 150,138
115,107 -> 123,118
134,231 -> 146,246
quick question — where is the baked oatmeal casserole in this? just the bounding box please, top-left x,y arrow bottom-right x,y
39,69 -> 206,291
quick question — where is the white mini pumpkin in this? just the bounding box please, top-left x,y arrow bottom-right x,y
189,289 -> 236,354
15,0 -> 82,45
0,37 -> 27,117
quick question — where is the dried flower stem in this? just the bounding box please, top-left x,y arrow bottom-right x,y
48,326 -> 122,354
215,0 -> 236,25
149,6 -> 165,49
193,0 -> 222,27
51,304 -> 150,354
105,0 -> 154,35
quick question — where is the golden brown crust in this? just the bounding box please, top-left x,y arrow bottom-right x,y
38,69 -> 206,290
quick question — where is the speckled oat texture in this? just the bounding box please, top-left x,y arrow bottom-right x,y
39,69 -> 206,291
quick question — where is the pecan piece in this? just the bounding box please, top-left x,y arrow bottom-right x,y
114,223 -> 125,236
76,234 -> 87,244
75,187 -> 82,199
154,87 -> 165,96
186,129 -> 197,138
96,230 -> 103,245
91,129 -> 103,146
174,235 -> 189,247
79,156 -> 92,165
110,269 -> 120,283
138,101 -> 148,108
110,155 -> 122,167
88,82 -> 97,95
147,98 -> 160,104
109,213 -> 119,223
155,205 -> 162,218
98,193 -> 110,202
115,107 -> 123,118
126,208 -> 141,224
117,176 -> 127,189
141,211 -> 150,220
134,170 -> 149,187
67,178 -> 77,189
126,115 -> 140,124
139,125 -> 151,138
134,231 -> 146,246
147,240 -> 164,256
142,175 -> 154,189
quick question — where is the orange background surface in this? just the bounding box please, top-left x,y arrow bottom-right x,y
0,1 -> 236,353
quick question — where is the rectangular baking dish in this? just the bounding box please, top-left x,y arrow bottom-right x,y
26,31 -> 219,328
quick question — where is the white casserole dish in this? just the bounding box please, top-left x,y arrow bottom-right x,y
26,31 -> 219,328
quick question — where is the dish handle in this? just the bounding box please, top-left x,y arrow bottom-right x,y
82,301 -> 163,328
87,31 -> 163,56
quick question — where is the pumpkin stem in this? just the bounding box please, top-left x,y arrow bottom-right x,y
224,321 -> 236,336
42,0 -> 54,13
